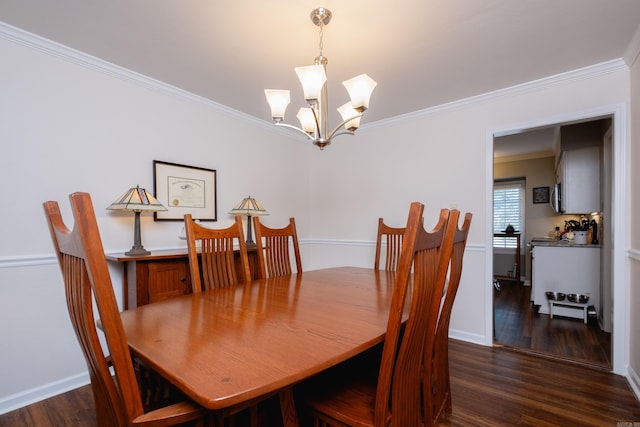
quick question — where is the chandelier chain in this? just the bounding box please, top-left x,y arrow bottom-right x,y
318,24 -> 324,57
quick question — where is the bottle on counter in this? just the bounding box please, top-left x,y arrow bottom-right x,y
590,219 -> 599,244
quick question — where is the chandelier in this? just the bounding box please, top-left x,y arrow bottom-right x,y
265,7 -> 377,150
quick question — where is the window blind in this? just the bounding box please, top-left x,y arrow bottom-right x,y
493,180 -> 524,248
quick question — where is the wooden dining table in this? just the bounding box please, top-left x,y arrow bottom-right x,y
119,266 -> 399,426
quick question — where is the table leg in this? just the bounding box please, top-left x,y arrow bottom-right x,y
279,388 -> 300,427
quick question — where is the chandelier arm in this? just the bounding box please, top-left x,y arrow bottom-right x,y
274,122 -> 315,140
327,113 -> 363,140
328,130 -> 356,140
310,107 -> 322,139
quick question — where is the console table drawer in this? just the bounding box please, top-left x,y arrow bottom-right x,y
108,248 -> 258,308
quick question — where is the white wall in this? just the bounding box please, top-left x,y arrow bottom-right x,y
305,65 -> 631,347
1,22 -> 638,412
0,28 -> 310,412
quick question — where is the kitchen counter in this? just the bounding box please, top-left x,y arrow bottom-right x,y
531,244 -> 600,318
530,239 -> 600,248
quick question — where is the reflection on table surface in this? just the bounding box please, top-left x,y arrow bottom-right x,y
120,267 -> 398,411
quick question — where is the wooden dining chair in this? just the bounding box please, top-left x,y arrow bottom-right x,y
428,211 -> 472,425
298,203 -> 459,427
184,213 -> 252,292
253,217 -> 302,279
374,218 -> 406,271
43,193 -> 207,427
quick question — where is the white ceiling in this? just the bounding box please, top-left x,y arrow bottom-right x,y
1,1 -> 639,144
494,127 -> 559,162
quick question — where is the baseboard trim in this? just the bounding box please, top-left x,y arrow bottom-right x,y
0,373 -> 89,415
449,329 -> 486,346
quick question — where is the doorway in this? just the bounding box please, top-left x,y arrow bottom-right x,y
491,116 -> 613,369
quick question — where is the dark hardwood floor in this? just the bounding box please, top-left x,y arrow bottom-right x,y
493,278 -> 611,369
443,340 -> 639,426
0,385 -> 96,427
2,339 -> 638,426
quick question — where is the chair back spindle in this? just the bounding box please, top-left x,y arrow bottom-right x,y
184,214 -> 252,292
253,217 -> 302,279
374,218 -> 406,271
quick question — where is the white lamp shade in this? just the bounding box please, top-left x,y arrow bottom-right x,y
296,108 -> 316,133
264,89 -> 291,119
229,196 -> 269,216
295,64 -> 327,103
107,186 -> 167,212
342,74 -> 377,111
337,102 -> 361,131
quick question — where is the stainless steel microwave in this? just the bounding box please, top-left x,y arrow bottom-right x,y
550,183 -> 562,213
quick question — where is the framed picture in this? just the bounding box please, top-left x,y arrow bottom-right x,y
532,186 -> 550,204
153,160 -> 217,221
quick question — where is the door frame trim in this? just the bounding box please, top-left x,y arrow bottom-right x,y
485,103 -> 628,375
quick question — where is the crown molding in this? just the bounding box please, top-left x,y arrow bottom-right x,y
0,21 -> 279,132
364,58 -> 628,131
624,23 -> 640,67
493,150 -> 555,164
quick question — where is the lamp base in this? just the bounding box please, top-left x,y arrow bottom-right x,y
125,246 -> 151,256
126,210 -> 151,256
245,215 -> 256,248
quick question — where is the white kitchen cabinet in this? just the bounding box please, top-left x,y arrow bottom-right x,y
556,146 -> 600,214
531,244 -> 600,318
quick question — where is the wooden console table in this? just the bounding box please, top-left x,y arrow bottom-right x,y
107,247 -> 258,309
493,233 -> 521,282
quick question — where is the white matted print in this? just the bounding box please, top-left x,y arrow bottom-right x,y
153,160 -> 217,221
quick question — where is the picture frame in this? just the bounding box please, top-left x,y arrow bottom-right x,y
153,160 -> 217,221
532,186 -> 550,204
